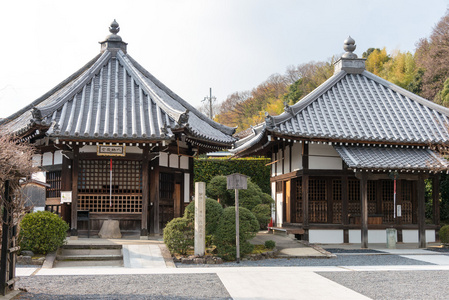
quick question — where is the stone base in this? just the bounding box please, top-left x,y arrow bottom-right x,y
98,220 -> 122,239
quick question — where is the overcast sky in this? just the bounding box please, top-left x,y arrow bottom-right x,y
1,0 -> 448,119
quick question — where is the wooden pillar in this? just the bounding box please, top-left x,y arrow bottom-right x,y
396,179 -> 403,242
302,175 -> 309,240
60,151 -> 72,225
417,174 -> 426,248
141,146 -> 149,237
70,145 -> 79,236
150,156 -> 160,235
342,175 -> 349,243
360,172 -> 368,248
433,175 -> 441,226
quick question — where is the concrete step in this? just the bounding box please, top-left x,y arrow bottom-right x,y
57,245 -> 123,262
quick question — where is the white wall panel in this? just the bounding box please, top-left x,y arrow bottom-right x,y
309,156 -> 342,170
169,154 -> 178,168
309,230 -> 344,244
276,151 -> 282,176
180,156 -> 189,169
42,152 -> 53,166
159,152 -> 168,167
276,193 -> 283,227
184,173 -> 190,203
284,146 -> 290,174
54,150 -> 63,165
291,143 -> 302,171
80,145 -> 97,153
271,153 -> 276,176
32,154 -> 42,167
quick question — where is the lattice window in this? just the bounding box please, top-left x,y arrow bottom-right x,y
46,170 -> 61,198
160,173 -> 174,201
295,179 -> 302,223
348,179 -> 360,203
332,179 -> 342,223
309,178 -> 327,223
77,159 -> 142,213
382,180 -> 394,223
401,180 -> 413,224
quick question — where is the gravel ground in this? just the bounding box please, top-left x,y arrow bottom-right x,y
13,274 -> 231,300
318,270 -> 449,300
176,254 -> 434,268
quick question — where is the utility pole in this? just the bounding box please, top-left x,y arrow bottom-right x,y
202,88 -> 216,119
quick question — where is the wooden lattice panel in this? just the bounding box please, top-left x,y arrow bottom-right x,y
368,180 -> 377,204
46,170 -> 62,198
332,179 -> 342,224
78,194 -> 142,213
348,179 -> 360,203
401,180 -> 414,224
382,202 -> 394,223
295,179 -> 302,223
309,178 -> 327,223
77,159 -> 142,213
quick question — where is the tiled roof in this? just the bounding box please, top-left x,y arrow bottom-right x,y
1,22 -> 236,146
268,70 -> 449,144
334,145 -> 449,171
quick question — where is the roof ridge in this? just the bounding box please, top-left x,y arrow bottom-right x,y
125,54 -> 237,136
35,51 -> 112,119
0,53 -> 103,126
269,70 -> 347,126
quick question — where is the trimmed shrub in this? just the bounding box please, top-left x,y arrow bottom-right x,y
440,225 -> 449,244
194,157 -> 271,194
163,217 -> 194,255
252,204 -> 271,229
19,211 -> 69,254
184,198 -> 223,235
214,207 -> 259,261
206,176 -> 233,206
264,240 -> 276,249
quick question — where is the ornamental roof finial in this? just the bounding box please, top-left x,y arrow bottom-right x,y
342,36 -> 357,59
109,19 -> 120,35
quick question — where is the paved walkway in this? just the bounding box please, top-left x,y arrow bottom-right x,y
9,233 -> 449,300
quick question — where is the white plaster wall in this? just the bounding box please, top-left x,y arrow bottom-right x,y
159,152 -> 168,167
349,230 -> 361,243
180,156 -> 189,169
402,230 -> 436,243
32,171 -> 46,182
283,146 -> 290,174
369,230 -> 389,243
271,182 -> 276,220
184,173 -> 190,203
276,193 -> 283,227
309,156 -> 342,170
126,146 -> 143,154
42,152 -> 53,166
169,154 -> 178,168
32,154 -> 41,167
291,143 -> 302,171
309,230 -> 344,244
54,150 -> 63,165
309,143 -> 342,170
80,145 -> 97,153
271,153 -> 276,176
276,151 -> 282,176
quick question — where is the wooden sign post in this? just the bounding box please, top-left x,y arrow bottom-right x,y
227,173 -> 248,263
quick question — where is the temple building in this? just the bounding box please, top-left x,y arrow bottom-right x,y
0,20 -> 236,238
232,37 -> 449,247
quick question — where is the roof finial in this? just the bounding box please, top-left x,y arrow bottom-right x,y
109,19 -> 120,35
342,36 -> 357,59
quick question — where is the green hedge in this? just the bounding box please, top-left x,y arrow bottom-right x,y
194,157 -> 271,194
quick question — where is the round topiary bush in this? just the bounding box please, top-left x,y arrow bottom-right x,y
19,211 -> 69,254
440,225 -> 449,244
206,176 -> 233,206
184,198 -> 223,235
252,204 -> 271,229
213,206 -> 259,261
163,217 -> 194,255
264,240 -> 276,249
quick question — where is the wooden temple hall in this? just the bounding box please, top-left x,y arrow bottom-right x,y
232,37 -> 449,247
0,20 -> 236,237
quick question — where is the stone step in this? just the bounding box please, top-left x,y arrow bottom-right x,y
57,246 -> 123,261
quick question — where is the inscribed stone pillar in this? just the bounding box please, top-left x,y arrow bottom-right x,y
194,182 -> 206,256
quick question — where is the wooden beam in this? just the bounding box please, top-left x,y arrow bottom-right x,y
302,175 -> 309,229
417,174 -> 426,248
150,155 -> 160,235
342,175 -> 349,243
359,171 -> 369,248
